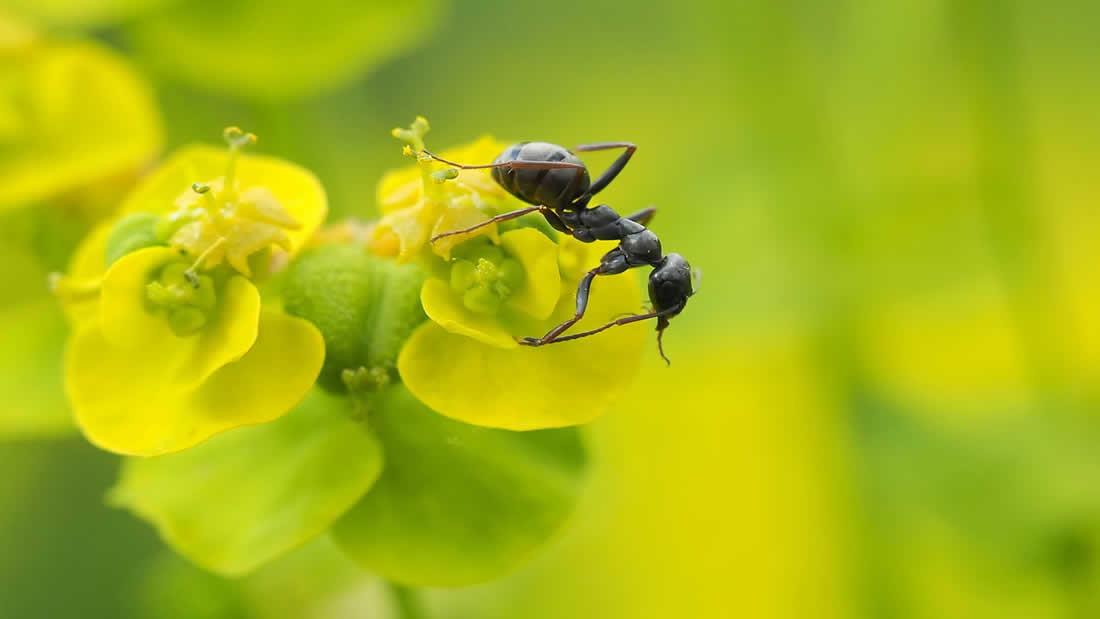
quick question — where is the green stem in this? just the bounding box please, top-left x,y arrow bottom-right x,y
388,582 -> 426,619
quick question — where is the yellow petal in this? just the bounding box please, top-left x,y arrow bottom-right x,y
99,247 -> 262,390
68,311 -> 322,456
419,278 -> 517,349
499,228 -> 561,320
120,145 -> 326,255
99,246 -> 182,350
59,221 -> 111,325
400,270 -> 645,429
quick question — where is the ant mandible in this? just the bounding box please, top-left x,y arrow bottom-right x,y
424,140 -> 696,364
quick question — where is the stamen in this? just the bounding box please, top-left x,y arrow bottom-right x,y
222,126 -> 257,191
183,237 -> 227,287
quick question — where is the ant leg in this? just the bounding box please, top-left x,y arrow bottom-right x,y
520,251 -> 632,346
624,206 -> 657,226
421,150 -> 585,172
541,208 -> 572,234
526,303 -> 684,365
430,206 -> 540,242
519,269 -> 601,346
571,142 -> 636,199
527,303 -> 683,344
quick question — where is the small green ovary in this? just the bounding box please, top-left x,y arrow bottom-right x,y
448,240 -> 526,315
144,261 -> 218,336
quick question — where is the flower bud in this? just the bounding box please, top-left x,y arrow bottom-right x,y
282,244 -> 427,393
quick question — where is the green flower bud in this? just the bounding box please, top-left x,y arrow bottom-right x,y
283,244 -> 427,394
105,212 -> 164,266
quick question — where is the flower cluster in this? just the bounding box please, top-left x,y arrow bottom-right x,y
31,115 -> 647,585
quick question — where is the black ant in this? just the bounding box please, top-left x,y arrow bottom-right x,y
424,141 -> 696,364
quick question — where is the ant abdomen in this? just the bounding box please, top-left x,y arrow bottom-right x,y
492,142 -> 590,210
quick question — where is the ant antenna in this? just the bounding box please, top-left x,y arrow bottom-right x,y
656,317 -> 672,366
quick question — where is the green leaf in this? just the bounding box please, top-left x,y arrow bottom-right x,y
125,0 -> 441,101
331,385 -> 587,586
109,388 -> 382,576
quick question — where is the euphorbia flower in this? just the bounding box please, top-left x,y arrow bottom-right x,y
57,129 -> 327,455
373,118 -> 648,430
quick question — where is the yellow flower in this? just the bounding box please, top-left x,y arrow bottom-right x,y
0,20 -> 161,210
57,130 -> 328,456
402,232 -> 646,430
367,118 -> 648,430
369,118 -> 515,262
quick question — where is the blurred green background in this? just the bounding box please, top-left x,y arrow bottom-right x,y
3,0 -> 1100,617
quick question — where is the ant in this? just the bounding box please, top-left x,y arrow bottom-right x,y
424,141 -> 696,364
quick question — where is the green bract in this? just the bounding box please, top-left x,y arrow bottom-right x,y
125,0 -> 441,100
332,386 -> 587,586
109,388 -> 383,575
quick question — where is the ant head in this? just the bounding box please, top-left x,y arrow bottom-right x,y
648,253 -> 694,365
648,253 -> 694,317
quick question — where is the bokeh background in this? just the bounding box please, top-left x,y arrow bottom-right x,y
3,0 -> 1100,617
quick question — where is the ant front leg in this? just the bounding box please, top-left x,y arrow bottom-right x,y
430,206 -> 540,242
519,249 -> 632,346
571,142 -> 636,200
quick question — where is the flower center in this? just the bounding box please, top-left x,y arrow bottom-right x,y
144,261 -> 218,336
153,127 -> 302,278
448,240 -> 525,315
